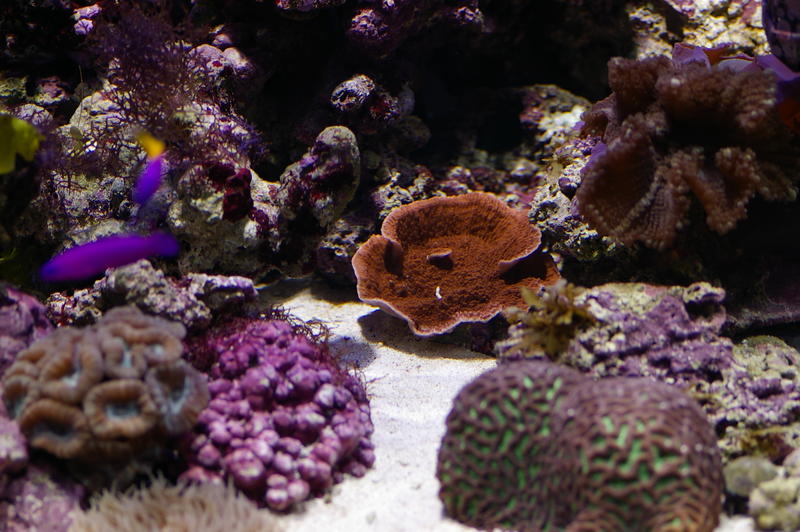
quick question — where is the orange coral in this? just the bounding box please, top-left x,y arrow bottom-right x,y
352,193 -> 560,336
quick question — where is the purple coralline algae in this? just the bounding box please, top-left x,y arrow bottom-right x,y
500,282 -> 800,459
46,259 -> 257,331
181,316 -> 374,511
0,402 -> 27,475
0,464 -> 85,532
0,284 -> 53,378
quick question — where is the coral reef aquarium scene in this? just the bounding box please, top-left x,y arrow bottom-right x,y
7,0 -> 800,531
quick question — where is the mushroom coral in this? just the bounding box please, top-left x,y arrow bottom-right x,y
436,360 -> 723,531
1,306 -> 208,461
68,477 -> 282,532
576,46 -> 800,249
352,192 -> 560,336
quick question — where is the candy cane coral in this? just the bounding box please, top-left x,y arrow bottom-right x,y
352,193 -> 560,336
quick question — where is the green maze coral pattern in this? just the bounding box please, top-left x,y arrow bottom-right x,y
436,362 -> 585,530
436,361 -> 723,531
559,378 -> 723,532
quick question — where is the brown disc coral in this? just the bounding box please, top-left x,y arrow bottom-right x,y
352,193 -> 560,336
576,48 -> 800,249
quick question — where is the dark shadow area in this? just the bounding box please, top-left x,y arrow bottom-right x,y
358,309 -> 493,361
328,334 -> 378,370
308,278 -> 360,305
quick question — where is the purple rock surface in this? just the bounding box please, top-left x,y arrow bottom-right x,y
0,285 -> 54,378
181,316 -> 374,510
45,259 -> 257,331
0,464 -> 85,532
500,282 -> 800,459
764,0 -> 800,69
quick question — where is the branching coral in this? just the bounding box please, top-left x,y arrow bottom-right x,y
181,316 -> 374,511
68,477 -> 282,532
436,360 -> 723,531
576,47 -> 800,249
353,192 -> 560,336
1,306 -> 208,461
500,280 -> 595,360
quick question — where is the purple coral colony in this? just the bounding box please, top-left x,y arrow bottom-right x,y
4,0 -> 800,530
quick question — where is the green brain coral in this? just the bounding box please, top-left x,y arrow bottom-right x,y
436,361 -> 723,531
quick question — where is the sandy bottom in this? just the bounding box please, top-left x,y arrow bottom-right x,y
263,280 -> 754,532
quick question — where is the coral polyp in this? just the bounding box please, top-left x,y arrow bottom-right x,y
181,315 -> 374,511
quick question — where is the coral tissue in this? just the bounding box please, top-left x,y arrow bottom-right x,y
352,192 -> 560,336
437,360 -> 723,531
1,306 -> 208,460
577,46 -> 800,249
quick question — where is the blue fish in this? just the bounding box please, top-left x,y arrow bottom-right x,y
39,232 -> 179,283
132,131 -> 166,206
133,153 -> 164,206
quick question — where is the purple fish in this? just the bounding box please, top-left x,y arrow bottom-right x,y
39,232 -> 179,283
132,153 -> 164,206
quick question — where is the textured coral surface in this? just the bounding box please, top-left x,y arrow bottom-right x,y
181,316 -> 374,511
437,360 -> 723,531
577,50 -> 800,249
1,306 -> 208,461
353,192 -> 560,335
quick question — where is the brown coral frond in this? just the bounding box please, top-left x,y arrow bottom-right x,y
145,360 -> 209,435
685,147 -> 760,233
577,119 -> 690,250
97,320 -> 183,367
97,325 -> 149,379
18,399 -> 91,459
353,193 -> 560,336
84,379 -> 158,440
607,56 -> 670,118
577,49 -> 800,248
1,305 -> 190,463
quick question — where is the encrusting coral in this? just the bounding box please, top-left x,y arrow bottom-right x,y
1,306 -> 208,461
436,360 -> 723,531
352,192 -> 560,336
67,477 -> 282,532
576,45 -> 800,249
180,315 -> 374,511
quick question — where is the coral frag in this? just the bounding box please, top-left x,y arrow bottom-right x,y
353,192 -> 560,336
1,306 -> 208,460
181,316 -> 374,511
437,361 -> 722,531
577,46 -> 800,249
